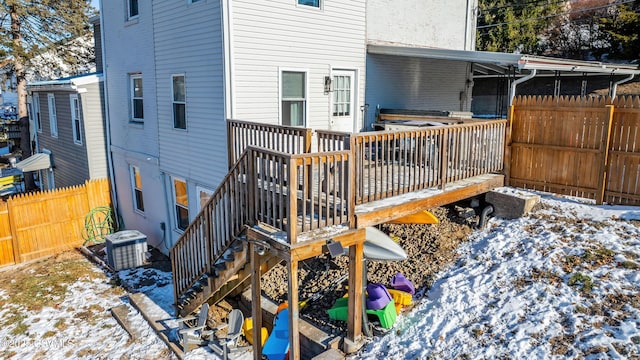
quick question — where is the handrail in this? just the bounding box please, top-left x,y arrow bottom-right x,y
248,147 -> 352,244
352,120 -> 506,204
171,146 -> 353,305
171,150 -> 251,306
227,119 -> 312,166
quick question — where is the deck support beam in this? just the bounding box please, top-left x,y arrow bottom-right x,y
347,237 -> 364,347
287,258 -> 300,360
250,242 -> 263,360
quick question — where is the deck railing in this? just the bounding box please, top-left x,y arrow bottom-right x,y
171,146 -> 352,304
171,151 -> 251,305
227,119 -> 312,166
173,119 -> 505,307
316,129 -> 351,152
352,120 -> 506,204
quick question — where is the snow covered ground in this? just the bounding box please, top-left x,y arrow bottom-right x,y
0,187 -> 638,359
354,189 -> 640,359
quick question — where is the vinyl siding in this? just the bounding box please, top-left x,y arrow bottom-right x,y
365,54 -> 473,127
111,149 -> 166,250
102,0 -> 159,159
80,81 -> 108,179
36,90 -> 90,188
103,1 -> 167,251
153,0 -> 226,191
230,0 -> 367,131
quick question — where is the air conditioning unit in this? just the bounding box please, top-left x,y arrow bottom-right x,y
105,230 -> 148,271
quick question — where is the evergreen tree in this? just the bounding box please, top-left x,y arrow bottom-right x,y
477,0 -> 564,54
0,0 -> 95,190
600,1 -> 640,61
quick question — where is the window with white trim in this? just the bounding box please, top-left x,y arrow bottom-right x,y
127,0 -> 139,19
172,75 -> 186,129
130,165 -> 144,212
33,93 -> 42,132
332,75 -> 352,116
47,93 -> 58,138
281,71 -> 306,126
173,178 -> 189,231
130,74 -> 144,122
70,94 -> 83,144
298,0 -> 320,8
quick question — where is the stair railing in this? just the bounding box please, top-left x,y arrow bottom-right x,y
171,151 -> 251,306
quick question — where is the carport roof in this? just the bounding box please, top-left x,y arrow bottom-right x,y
367,45 -> 640,76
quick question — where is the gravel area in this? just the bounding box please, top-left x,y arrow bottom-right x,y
259,206 -> 477,335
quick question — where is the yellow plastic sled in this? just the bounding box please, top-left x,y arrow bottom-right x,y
387,210 -> 439,225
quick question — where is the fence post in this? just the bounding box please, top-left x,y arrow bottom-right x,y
7,197 -> 21,264
597,105 -> 615,205
504,105 -> 515,186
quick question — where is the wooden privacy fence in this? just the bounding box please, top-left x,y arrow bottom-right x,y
0,178 -> 112,268
507,95 -> 640,205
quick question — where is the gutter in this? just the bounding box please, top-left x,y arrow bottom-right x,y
609,74 -> 635,98
509,69 -> 537,106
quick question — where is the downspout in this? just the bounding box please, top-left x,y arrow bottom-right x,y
223,0 -> 235,119
609,74 -> 635,99
99,2 -> 122,231
509,69 -> 537,106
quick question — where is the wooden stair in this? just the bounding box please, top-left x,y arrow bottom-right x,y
176,240 -> 244,316
176,237 -> 283,317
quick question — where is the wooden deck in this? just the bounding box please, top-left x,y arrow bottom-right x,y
170,119 -> 507,359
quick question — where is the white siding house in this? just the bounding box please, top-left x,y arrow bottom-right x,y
101,0 -> 477,252
229,0 -> 366,133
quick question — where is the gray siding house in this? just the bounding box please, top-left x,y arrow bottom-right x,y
26,74 -> 107,190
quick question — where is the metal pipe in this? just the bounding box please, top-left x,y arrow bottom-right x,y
476,205 -> 494,229
609,74 -> 635,98
509,69 -> 537,106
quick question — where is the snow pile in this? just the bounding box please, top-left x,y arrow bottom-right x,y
354,191 -> 640,359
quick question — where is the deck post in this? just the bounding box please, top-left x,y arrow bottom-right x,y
250,241 -> 263,360
287,157 -> 298,245
287,257 -> 300,360
346,236 -> 364,347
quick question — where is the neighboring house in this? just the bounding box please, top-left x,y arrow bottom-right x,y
100,0 -> 479,253
23,72 -> 107,190
15,17 -> 105,190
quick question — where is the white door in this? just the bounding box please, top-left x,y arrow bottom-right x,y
330,70 -> 356,133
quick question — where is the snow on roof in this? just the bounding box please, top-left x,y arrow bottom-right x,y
27,72 -> 103,91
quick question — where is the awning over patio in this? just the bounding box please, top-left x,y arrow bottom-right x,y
367,45 -> 640,77
367,44 -> 640,104
15,153 -> 51,172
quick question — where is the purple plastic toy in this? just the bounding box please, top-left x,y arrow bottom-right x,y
390,272 -> 415,295
366,283 -> 392,310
